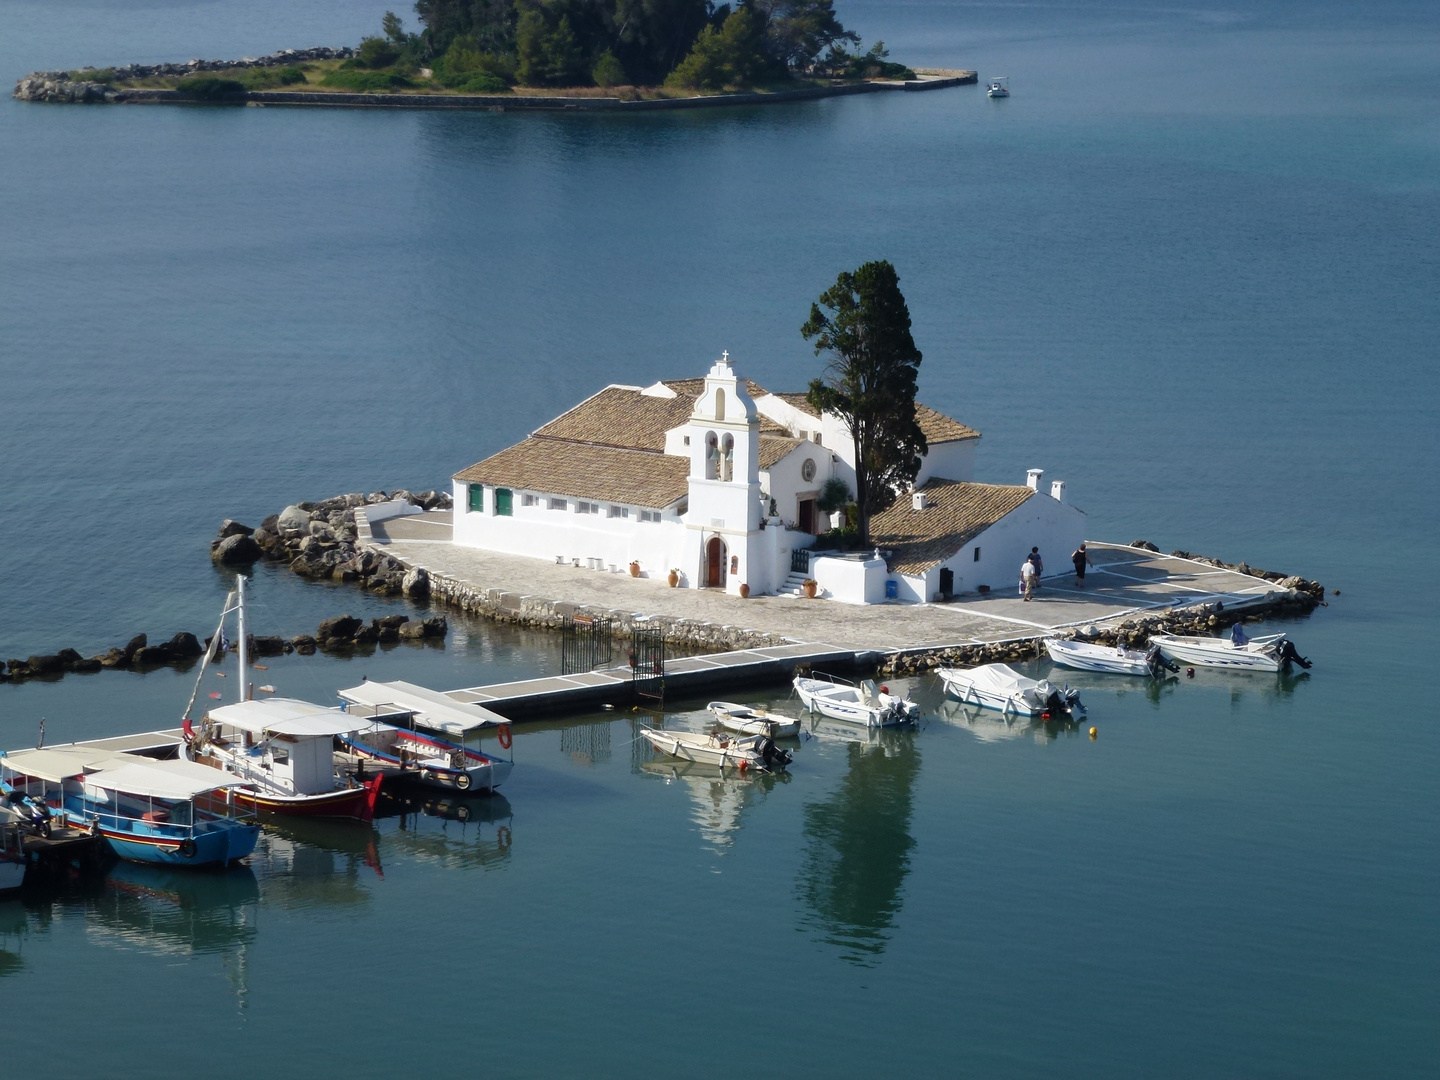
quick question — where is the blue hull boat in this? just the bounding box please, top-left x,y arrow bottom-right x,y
76,800 -> 259,867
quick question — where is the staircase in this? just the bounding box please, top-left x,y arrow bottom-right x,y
776,570 -> 811,598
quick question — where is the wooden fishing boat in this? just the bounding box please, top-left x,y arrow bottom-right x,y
937,664 -> 1086,718
707,702 -> 803,740
792,673 -> 919,728
639,728 -> 791,772
337,722 -> 513,794
1044,638 -> 1175,676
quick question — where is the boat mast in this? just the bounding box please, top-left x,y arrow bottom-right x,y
237,575 -> 250,702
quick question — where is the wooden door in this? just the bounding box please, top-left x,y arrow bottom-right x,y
798,499 -> 816,534
706,537 -> 723,587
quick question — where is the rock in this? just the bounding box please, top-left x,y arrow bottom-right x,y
352,624 -> 379,645
331,566 -> 359,583
252,528 -> 286,559
132,644 -> 177,665
168,632 -> 203,658
377,614 -> 409,630
56,648 -> 84,668
277,504 -> 311,533
307,520 -> 335,539
260,513 -> 279,532
402,567 -> 430,599
217,519 -> 254,538
25,654 -> 61,675
122,634 -> 147,662
376,624 -> 400,644
251,635 -> 285,657
97,648 -> 127,668
290,634 -> 317,655
368,574 -> 402,594
1130,540 -> 1160,552
421,616 -> 448,638
212,533 -> 262,564
398,620 -> 427,640
70,657 -> 103,673
317,614 -> 362,640
7,660 -> 32,679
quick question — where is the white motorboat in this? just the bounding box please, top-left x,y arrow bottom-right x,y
1044,638 -> 1175,677
937,664 -> 1085,718
792,674 -> 919,728
987,76 -> 1009,98
1151,632 -> 1311,673
638,728 -> 791,773
707,702 -> 803,740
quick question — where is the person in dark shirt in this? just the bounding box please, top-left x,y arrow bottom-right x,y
1027,547 -> 1043,591
1072,544 -> 1093,586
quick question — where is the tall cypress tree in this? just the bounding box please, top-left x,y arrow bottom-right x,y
803,260 -> 926,546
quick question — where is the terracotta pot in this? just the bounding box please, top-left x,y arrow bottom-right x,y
667,571 -> 679,588
629,562 -> 641,578
739,583 -> 750,599
803,580 -> 817,599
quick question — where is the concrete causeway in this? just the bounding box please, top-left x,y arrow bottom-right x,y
370,514 -> 1288,654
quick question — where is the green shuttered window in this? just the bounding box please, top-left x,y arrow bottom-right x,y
495,488 -> 513,516
468,484 -> 483,513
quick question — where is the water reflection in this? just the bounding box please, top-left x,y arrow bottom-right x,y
87,863 -> 259,957
250,823 -> 380,907
383,793 -> 514,871
798,730 -> 920,965
936,700 -> 1087,744
638,759 -> 788,854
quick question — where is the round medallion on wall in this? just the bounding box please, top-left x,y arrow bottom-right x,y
801,458 -> 817,482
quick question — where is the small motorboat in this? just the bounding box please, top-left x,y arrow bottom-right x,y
707,702 -> 803,740
1151,631 -> 1311,673
792,674 -> 919,728
638,728 -> 791,773
987,76 -> 1009,98
1044,638 -> 1177,676
337,722 -> 513,794
937,664 -> 1085,718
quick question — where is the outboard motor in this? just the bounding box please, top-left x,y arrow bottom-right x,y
760,738 -> 791,770
1276,639 -> 1312,670
1147,646 -> 1180,675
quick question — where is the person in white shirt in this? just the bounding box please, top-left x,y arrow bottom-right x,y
1019,559 -> 1036,601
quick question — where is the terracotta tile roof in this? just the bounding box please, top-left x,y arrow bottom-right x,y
758,435 -> 806,469
916,404 -> 980,444
872,479 -> 1033,575
455,439 -> 689,509
532,386 -> 694,452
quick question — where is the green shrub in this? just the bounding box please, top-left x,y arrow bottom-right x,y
435,38 -> 515,89
174,77 -> 247,100
592,51 -> 627,88
320,69 -> 413,92
356,35 -> 402,69
232,66 -> 307,90
665,8 -> 770,90
70,67 -> 115,83
454,73 -> 509,93
811,526 -> 860,552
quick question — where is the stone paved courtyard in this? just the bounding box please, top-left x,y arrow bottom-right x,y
371,515 -> 1283,652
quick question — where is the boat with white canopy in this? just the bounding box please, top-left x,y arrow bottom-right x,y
707,702 -> 803,740
1151,630 -> 1311,673
792,674 -> 919,728
1,747 -> 257,867
1044,638 -> 1176,677
639,727 -> 791,773
987,75 -> 1009,98
338,679 -> 509,737
937,664 -> 1085,718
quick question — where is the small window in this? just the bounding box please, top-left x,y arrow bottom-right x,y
683,436 -> 691,446
973,546 -> 981,562
813,433 -> 823,445
522,493 -> 537,507
495,488 -> 513,516
549,498 -> 568,511
639,510 -> 660,523
675,498 -> 688,517
607,505 -> 628,519
467,484 -> 483,513
577,501 -> 600,515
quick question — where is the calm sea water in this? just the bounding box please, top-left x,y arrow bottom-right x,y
1,1 -> 1437,1076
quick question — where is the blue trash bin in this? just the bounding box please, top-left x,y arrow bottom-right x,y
885,579 -> 898,599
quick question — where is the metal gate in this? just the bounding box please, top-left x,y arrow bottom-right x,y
628,625 -> 666,706
560,614 -> 614,675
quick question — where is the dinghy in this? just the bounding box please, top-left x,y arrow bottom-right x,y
639,728 -> 791,773
1044,638 -> 1176,676
707,702 -> 803,740
1150,632 -> 1311,673
937,664 -> 1085,718
792,674 -> 919,728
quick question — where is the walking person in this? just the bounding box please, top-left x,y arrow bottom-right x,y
1027,547 -> 1043,592
1071,543 -> 1093,587
1019,558 -> 1036,601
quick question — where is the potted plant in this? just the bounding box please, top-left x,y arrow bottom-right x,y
667,568 -> 680,588
629,561 -> 641,578
739,583 -> 750,599
802,578 -> 818,599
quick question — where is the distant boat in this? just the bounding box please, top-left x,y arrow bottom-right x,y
1151,632 -> 1311,673
793,674 -> 919,728
987,76 -> 1009,98
1045,638 -> 1175,676
707,702 -> 803,740
937,664 -> 1085,718
639,728 -> 791,773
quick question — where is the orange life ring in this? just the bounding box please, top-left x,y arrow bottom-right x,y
497,724 -> 513,750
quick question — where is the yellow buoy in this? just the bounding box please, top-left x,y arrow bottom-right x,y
1088,726 -> 1097,739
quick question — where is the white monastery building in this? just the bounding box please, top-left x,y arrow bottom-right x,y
452,354 -> 1085,605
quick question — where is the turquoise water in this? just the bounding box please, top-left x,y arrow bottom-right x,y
1,1 -> 1437,1075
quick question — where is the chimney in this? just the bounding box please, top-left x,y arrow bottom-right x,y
912,491 -> 929,510
1050,480 -> 1067,504
1026,468 -> 1044,492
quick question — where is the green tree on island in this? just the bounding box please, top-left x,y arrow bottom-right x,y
803,260 -> 927,547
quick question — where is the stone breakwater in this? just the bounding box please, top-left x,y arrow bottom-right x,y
877,540 -> 1327,678
13,47 -> 352,103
